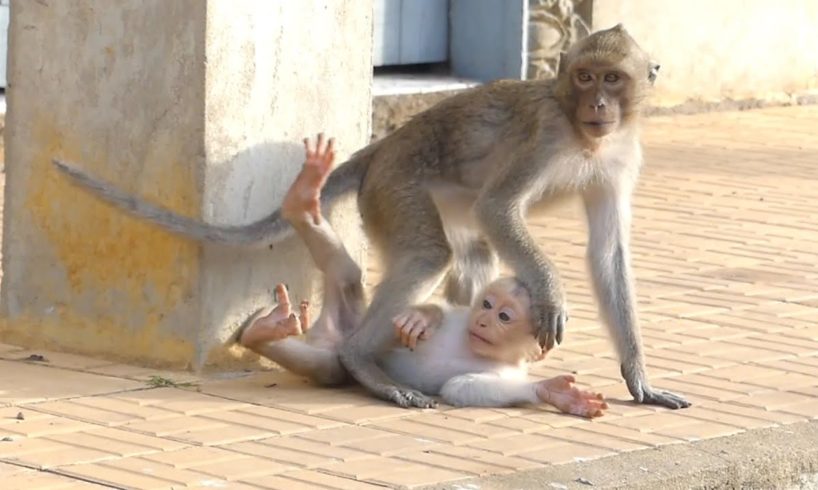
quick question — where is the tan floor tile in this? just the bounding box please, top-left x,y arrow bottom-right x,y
744,371 -> 818,391
142,445 -> 244,469
83,363 -> 171,379
98,457 -> 218,485
77,427 -> 187,452
698,400 -> 806,425
3,438 -> 117,469
778,399 -> 818,418
318,455 -> 424,479
407,412 -> 517,438
59,462 -> 181,489
369,465 -> 469,488
318,402 -> 414,424
25,400 -> 136,427
295,424 -> 394,446
702,364 -> 788,382
115,388 -> 250,415
466,433 -> 561,456
754,358 -> 818,376
262,436 -> 372,462
240,405 -> 346,428
0,469 -> 100,489
171,423 -> 275,446
430,444 -> 543,471
399,449 -> 524,476
223,440 -> 334,468
367,418 -> 483,444
442,407 -> 509,423
521,407 -> 600,428
678,406 -> 778,430
200,405 -> 342,437
574,421 -> 684,447
0,461 -> 29,476
0,407 -> 54,426
0,361 -> 142,405
486,415 -> 556,433
121,415 -> 224,437
535,426 -> 648,452
608,412 -> 691,433
2,413 -> 96,438
245,469 -> 387,489
674,373 -> 768,396
340,433 -> 439,455
68,396 -> 179,421
653,420 -> 744,441
46,432 -> 164,458
515,440 -> 615,464
186,454 -> 294,481
731,390 -> 818,410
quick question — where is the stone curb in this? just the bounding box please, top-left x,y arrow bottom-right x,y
421,420 -> 818,490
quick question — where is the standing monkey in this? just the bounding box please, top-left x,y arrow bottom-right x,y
53,25 -> 690,409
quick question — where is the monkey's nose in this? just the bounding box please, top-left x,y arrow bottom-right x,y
590,102 -> 605,111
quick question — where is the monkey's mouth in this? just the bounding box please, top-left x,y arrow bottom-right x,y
583,121 -> 614,127
469,331 -> 493,345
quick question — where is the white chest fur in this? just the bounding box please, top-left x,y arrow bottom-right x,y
528,131 -> 642,204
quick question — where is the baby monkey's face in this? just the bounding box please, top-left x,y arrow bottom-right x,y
467,279 -> 543,364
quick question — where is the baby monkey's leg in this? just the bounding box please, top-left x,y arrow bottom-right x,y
238,134 -> 364,386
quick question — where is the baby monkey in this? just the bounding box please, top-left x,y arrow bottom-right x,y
236,135 -> 607,416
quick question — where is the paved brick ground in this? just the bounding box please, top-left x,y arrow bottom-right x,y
1,105 -> 817,489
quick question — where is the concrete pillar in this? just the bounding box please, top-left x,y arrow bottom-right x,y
0,1 -> 372,369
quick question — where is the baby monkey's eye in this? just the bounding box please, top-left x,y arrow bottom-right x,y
482,299 -> 492,309
577,72 -> 593,82
498,312 -> 511,322
604,73 -> 620,83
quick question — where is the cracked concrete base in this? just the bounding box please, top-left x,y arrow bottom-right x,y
422,420 -> 818,490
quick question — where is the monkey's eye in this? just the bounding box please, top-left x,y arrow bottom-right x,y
498,308 -> 515,323
482,299 -> 492,310
604,73 -> 621,83
576,72 -> 593,83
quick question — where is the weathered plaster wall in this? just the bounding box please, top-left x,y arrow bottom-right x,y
1,1 -> 372,369
592,1 -> 818,107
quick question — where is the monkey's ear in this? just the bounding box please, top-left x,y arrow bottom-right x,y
648,62 -> 660,84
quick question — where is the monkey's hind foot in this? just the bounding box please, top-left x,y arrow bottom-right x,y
386,386 -> 438,409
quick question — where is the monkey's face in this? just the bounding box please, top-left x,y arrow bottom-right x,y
571,64 -> 627,139
467,283 -> 542,364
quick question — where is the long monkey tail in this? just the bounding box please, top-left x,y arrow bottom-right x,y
51,149 -> 371,247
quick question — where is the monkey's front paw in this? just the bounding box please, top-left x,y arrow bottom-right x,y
640,387 -> 691,409
623,366 -> 691,409
533,302 -> 569,351
386,387 -> 438,409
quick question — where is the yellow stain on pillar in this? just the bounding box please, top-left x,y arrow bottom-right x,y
5,118 -> 203,366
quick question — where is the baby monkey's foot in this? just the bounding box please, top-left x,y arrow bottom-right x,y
237,284 -> 310,348
536,374 -> 608,418
281,133 -> 335,225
